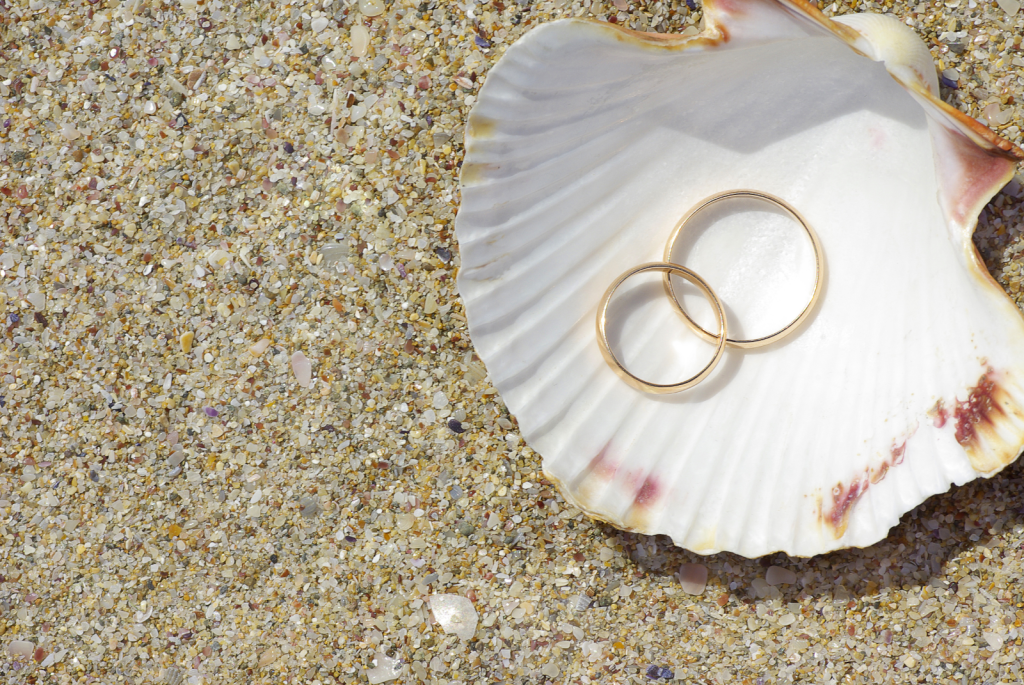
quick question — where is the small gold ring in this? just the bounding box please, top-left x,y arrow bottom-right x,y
596,263 -> 728,394
662,190 -> 824,349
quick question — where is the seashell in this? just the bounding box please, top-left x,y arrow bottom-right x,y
454,0 -> 1024,557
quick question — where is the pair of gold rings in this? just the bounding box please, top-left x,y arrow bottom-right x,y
595,190 -> 824,394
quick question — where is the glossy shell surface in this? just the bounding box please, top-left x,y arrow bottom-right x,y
454,0 -> 1024,557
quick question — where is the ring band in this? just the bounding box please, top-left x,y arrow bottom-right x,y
596,263 -> 728,394
662,190 -> 824,349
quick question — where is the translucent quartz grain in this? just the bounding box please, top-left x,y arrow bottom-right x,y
765,566 -> 797,586
365,652 -> 403,683
678,563 -> 708,595
428,595 -> 478,641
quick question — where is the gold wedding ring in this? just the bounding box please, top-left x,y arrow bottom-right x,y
596,263 -> 728,394
662,190 -> 824,349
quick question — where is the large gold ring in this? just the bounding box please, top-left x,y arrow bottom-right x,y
596,263 -> 728,394
662,190 -> 824,349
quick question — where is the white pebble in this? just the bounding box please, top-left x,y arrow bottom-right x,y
249,338 -> 271,356
7,640 -> 34,657
206,249 -> 230,269
677,563 -> 708,595
357,0 -> 385,16
258,647 -> 280,667
428,594 -> 478,641
254,47 -> 271,68
765,565 -> 797,586
379,254 -> 394,271
225,34 -> 241,50
144,101 -> 157,115
291,352 -> 312,388
996,0 -> 1019,16
26,293 -> 46,311
60,123 -> 80,140
984,631 -> 1005,650
349,104 -> 367,122
311,16 -> 329,32
432,391 -> 448,409
350,25 -> 370,56
365,652 -> 402,684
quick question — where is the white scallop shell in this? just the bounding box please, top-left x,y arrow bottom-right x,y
455,0 -> 1024,557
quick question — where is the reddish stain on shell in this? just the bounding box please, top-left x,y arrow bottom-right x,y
587,442 -> 616,479
827,475 -> 866,536
954,370 -> 1004,447
823,438 -> 910,538
633,475 -> 660,507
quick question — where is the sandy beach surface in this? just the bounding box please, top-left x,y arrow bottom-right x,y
1,0 -> 1024,682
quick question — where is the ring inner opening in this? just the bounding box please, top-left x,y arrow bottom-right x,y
604,268 -> 721,386
667,197 -> 817,343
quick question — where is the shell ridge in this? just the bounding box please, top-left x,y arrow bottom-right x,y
745,335 -> 833,553
547,381 -> 640,517
459,121 -> 664,237
463,224 -> 649,368
461,111 -> 651,188
459,139 -> 663,287
500,336 -> 603,445
588,298 -> 748,529
702,353 -> 791,554
580,357 -> 679,528
816,255 -> 894,543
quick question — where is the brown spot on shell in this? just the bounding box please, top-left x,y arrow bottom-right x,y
953,369 -> 1024,474
955,371 -> 1002,446
459,162 -> 500,186
466,115 -> 497,141
930,399 -> 948,428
